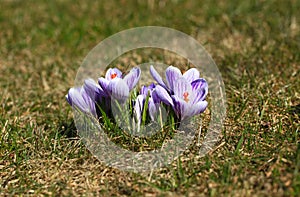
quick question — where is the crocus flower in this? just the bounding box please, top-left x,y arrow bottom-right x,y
98,67 -> 141,103
171,77 -> 208,120
66,86 -> 97,118
151,65 -> 208,120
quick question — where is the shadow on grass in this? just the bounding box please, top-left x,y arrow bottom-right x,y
58,120 -> 78,138
289,104 -> 300,116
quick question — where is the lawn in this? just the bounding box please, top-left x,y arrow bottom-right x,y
0,0 -> 299,196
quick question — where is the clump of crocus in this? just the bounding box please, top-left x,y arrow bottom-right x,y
150,65 -> 208,120
66,67 -> 141,119
66,65 -> 208,130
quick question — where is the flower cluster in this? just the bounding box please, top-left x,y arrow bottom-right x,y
66,66 -> 208,127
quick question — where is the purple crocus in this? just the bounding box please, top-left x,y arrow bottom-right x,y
98,67 -> 141,103
66,86 -> 97,118
151,65 -> 208,120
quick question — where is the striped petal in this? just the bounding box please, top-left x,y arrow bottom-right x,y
185,101 -> 208,118
134,94 -> 145,126
67,87 -> 97,117
183,68 -> 200,83
107,78 -> 129,103
173,77 -> 194,102
191,78 -> 208,102
148,99 -> 159,121
123,67 -> 141,90
84,78 -> 105,102
154,85 -> 174,106
165,66 -> 182,91
150,65 -> 168,90
171,95 -> 189,120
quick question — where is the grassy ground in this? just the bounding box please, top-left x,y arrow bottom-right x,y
0,0 -> 299,196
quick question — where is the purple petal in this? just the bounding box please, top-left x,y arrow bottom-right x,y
140,83 -> 156,96
66,94 -> 72,105
123,67 -> 141,90
67,87 -> 97,117
154,85 -> 174,106
151,88 -> 160,103
107,78 -> 129,103
183,68 -> 200,83
165,66 -> 182,91
191,78 -> 208,91
84,78 -> 105,101
173,77 -> 194,101
194,89 -> 208,103
98,77 -> 109,89
185,101 -> 208,118
171,95 -> 188,120
191,78 -> 208,102
105,68 -> 122,80
148,99 -> 159,121
81,88 -> 97,117
150,65 -> 168,89
68,87 -> 86,111
140,85 -> 148,95
134,95 -> 145,125
98,77 -> 109,96
148,83 -> 156,89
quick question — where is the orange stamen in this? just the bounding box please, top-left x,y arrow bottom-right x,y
183,92 -> 189,102
111,73 -> 117,79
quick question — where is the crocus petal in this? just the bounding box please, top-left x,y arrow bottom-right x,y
171,95 -> 188,120
66,94 -> 72,105
191,78 -> 208,91
68,87 -> 86,111
173,77 -> 194,102
84,78 -> 97,96
191,78 -> 208,102
140,85 -> 148,95
66,86 -> 82,106
183,68 -> 200,83
123,67 -> 141,90
151,88 -> 160,103
107,78 -> 129,103
67,87 -> 97,117
98,77 -> 110,96
140,83 -> 156,96
148,83 -> 156,89
148,99 -> 159,121
84,78 -> 105,101
81,88 -> 97,117
150,65 -> 168,89
165,66 -> 182,91
134,94 -> 145,125
154,85 -> 174,106
105,68 -> 122,80
185,101 -> 208,118
193,88 -> 208,103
